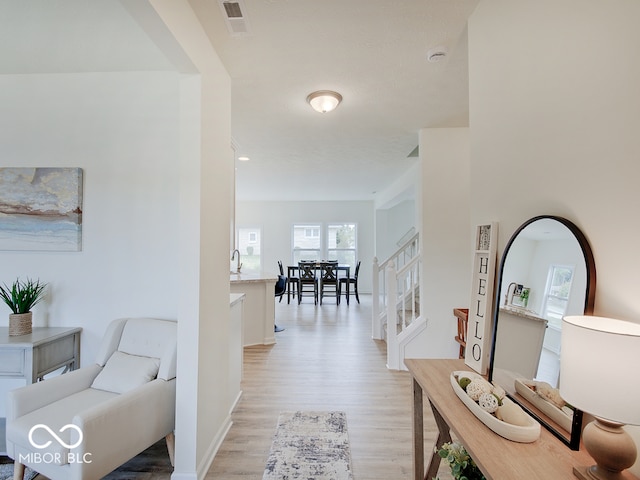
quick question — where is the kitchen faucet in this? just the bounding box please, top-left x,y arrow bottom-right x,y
504,282 -> 517,306
231,249 -> 242,273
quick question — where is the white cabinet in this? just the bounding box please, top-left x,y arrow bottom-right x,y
229,293 -> 245,412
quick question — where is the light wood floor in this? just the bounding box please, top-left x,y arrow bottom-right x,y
22,294 -> 452,479
206,294 -> 451,480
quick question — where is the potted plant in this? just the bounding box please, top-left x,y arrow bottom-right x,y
434,442 -> 486,480
0,277 -> 48,336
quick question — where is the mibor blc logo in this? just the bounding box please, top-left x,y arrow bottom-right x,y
20,424 -> 92,465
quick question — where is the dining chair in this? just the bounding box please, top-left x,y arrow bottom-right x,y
339,260 -> 361,305
280,260 -> 299,304
277,261 -> 292,303
297,261 -> 318,304
319,261 -> 340,305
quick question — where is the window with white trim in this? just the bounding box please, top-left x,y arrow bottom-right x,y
292,224 -> 321,263
327,223 -> 356,265
542,264 -> 574,328
291,223 -> 357,265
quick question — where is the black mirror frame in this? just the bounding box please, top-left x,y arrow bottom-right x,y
488,215 -> 596,450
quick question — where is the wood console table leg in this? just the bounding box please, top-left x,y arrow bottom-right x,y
426,399 -> 452,480
412,378 -> 425,480
413,377 -> 453,480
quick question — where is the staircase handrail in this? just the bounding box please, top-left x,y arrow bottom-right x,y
372,231 -> 420,340
378,231 -> 420,270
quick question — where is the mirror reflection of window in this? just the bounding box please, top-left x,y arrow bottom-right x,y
542,264 -> 574,327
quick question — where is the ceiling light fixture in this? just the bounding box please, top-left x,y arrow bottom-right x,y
237,156 -> 250,161
306,90 -> 342,113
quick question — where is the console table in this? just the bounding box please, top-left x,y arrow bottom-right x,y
0,327 -> 82,455
405,358 -> 595,480
0,327 -> 82,383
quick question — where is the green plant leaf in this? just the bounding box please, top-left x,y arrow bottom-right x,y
0,277 -> 48,314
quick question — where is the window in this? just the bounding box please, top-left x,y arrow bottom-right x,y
292,224 -> 321,263
292,223 -> 357,265
304,228 -> 320,238
327,223 -> 356,265
542,265 -> 574,328
237,227 -> 261,272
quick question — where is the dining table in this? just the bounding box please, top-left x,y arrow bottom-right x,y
286,263 -> 350,304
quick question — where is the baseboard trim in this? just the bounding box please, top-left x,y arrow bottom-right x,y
170,414 -> 233,480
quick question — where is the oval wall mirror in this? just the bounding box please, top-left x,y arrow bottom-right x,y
488,215 -> 596,450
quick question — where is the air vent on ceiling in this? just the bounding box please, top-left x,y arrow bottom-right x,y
218,0 -> 252,36
407,145 -> 419,158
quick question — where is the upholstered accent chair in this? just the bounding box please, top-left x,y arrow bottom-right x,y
6,317 -> 177,480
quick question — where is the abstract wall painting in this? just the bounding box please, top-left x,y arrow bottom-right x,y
0,168 -> 83,251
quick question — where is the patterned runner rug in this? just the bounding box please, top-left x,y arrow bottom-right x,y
263,411 -> 353,480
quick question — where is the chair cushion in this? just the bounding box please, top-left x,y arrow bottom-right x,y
7,388 -> 118,465
91,351 -> 160,394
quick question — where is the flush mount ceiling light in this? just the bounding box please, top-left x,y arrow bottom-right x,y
306,90 -> 342,113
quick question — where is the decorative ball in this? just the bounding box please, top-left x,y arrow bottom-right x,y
465,379 -> 492,401
458,377 -> 472,391
478,392 -> 499,413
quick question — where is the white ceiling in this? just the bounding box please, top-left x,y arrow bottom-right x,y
1,0 -> 479,202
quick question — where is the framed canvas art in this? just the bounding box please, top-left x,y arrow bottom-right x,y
0,167 -> 83,251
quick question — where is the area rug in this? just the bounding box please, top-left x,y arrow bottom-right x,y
0,463 -> 37,480
263,411 -> 353,480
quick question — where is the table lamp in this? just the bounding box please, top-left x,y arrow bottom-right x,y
560,315 -> 640,480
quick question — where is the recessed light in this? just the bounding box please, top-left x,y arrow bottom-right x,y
238,156 -> 250,162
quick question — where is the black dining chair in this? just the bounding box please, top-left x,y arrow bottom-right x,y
298,261 -> 318,304
319,261 -> 340,305
274,274 -> 287,331
339,260 -> 361,305
281,260 -> 299,304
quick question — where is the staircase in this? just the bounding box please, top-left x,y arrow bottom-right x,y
372,232 -> 426,370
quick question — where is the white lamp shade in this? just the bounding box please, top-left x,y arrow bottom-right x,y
560,315 -> 640,425
306,90 -> 342,113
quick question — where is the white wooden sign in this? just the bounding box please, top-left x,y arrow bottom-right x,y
465,222 -> 498,375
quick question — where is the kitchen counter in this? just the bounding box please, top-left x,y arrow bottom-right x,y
230,271 -> 278,346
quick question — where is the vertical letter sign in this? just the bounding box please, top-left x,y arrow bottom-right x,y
465,222 -> 498,375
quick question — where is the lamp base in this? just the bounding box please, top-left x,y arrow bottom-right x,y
574,465 -> 639,480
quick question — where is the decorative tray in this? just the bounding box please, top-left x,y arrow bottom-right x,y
450,370 -> 540,443
514,378 -> 573,432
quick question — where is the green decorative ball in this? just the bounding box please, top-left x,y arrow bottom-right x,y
458,377 -> 472,391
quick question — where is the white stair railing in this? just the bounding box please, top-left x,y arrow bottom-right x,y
372,232 -> 420,340
384,256 -> 421,369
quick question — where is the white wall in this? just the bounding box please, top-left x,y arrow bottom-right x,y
412,127 -> 471,360
236,200 -> 374,292
375,200 -> 415,263
149,2 -> 234,478
0,71 -> 181,412
468,0 -> 640,472
0,3 -> 235,477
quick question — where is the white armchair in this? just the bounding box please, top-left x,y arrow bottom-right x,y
6,317 -> 177,480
